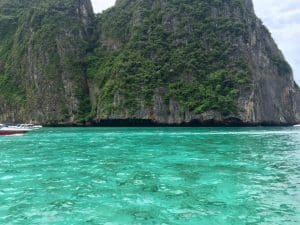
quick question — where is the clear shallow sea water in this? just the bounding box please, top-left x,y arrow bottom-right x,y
0,127 -> 299,225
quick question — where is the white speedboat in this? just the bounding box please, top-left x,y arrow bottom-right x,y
0,126 -> 32,136
294,124 -> 300,127
0,123 -> 42,136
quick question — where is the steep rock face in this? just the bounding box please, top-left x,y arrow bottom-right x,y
235,0 -> 298,125
295,88 -> 300,122
0,0 -> 94,124
89,0 -> 299,125
0,0 -> 299,125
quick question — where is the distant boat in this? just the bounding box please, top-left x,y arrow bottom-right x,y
0,123 -> 42,136
293,124 -> 300,127
18,124 -> 43,130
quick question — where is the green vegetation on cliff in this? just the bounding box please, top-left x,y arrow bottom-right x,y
88,0 -> 251,116
0,0 -> 298,124
0,0 -> 94,122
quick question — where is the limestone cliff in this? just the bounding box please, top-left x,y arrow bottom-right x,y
0,0 -> 94,123
0,0 -> 299,125
90,0 -> 300,125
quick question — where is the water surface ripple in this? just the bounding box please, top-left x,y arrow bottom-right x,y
0,127 -> 299,224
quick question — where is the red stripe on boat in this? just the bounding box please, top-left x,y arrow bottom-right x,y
0,131 -> 26,136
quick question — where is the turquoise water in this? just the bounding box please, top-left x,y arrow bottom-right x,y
0,127 -> 299,225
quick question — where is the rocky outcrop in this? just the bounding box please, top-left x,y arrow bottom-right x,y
90,0 -> 300,125
0,0 -> 94,124
295,87 -> 300,122
0,0 -> 299,126
236,12 -> 298,125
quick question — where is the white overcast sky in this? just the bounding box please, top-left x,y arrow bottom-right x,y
91,0 -> 300,84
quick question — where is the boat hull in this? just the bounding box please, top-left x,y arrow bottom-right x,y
0,131 -> 27,136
